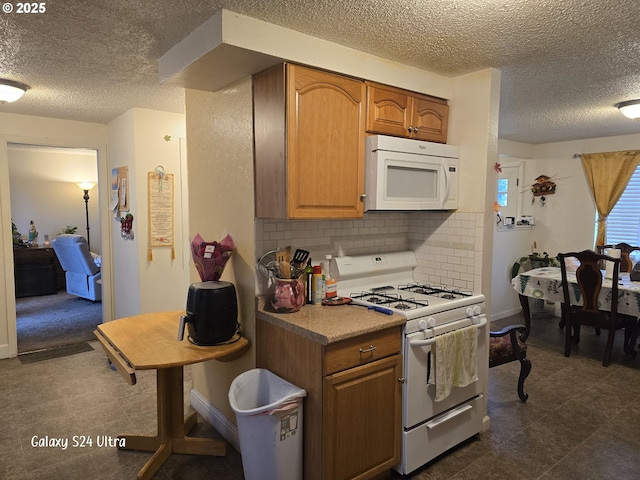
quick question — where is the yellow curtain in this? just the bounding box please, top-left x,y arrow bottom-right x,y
581,150 -> 640,246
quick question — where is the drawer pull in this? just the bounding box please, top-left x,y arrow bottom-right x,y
359,344 -> 376,354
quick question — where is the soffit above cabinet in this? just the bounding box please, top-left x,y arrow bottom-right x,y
159,9 -> 451,99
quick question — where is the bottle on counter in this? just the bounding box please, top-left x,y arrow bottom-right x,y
322,254 -> 338,299
312,265 -> 324,305
304,259 -> 314,304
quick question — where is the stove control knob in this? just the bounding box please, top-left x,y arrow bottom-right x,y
427,317 -> 436,328
466,307 -> 474,317
418,319 -> 428,331
473,305 -> 482,316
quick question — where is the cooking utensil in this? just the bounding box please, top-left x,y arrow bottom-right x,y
256,250 -> 278,278
291,248 -> 310,267
278,261 -> 292,279
351,303 -> 393,315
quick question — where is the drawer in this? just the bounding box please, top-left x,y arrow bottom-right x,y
324,327 -> 401,375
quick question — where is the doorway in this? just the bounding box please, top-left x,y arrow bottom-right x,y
8,143 -> 102,353
0,133 -> 114,358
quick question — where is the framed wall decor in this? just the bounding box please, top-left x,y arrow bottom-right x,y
148,166 -> 174,260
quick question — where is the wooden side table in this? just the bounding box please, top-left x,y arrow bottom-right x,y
94,310 -> 250,480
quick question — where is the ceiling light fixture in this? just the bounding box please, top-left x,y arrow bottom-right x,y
615,99 -> 640,120
0,79 -> 29,103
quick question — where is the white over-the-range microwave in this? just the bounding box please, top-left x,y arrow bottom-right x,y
364,135 -> 459,211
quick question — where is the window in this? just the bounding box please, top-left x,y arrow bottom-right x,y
497,178 -> 509,207
606,164 -> 640,247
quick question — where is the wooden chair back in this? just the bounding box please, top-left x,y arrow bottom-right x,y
558,250 -> 621,366
489,325 -> 531,401
596,243 -> 640,272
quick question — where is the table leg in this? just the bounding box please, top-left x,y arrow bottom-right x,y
118,366 -> 227,480
518,294 -> 531,341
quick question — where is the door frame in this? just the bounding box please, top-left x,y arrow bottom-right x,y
0,134 -> 112,358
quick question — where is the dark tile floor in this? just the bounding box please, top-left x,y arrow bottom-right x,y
1,311 -> 640,479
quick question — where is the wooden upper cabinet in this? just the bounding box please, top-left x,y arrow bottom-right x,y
253,63 -> 366,219
366,82 -> 449,143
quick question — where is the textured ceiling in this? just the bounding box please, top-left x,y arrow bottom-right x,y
1,0 -> 640,144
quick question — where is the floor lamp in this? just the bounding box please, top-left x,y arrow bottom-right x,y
77,182 -> 96,252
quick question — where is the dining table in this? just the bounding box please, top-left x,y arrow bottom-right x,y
511,267 -> 640,343
94,311 -> 251,480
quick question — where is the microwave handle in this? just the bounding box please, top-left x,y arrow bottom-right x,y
443,163 -> 451,202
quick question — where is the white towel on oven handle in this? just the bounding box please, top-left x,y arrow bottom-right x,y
434,324 -> 478,402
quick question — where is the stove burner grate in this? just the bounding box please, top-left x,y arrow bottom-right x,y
350,291 -> 429,310
398,283 -> 474,299
366,296 -> 388,304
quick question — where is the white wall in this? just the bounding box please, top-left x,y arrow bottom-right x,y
107,108 -> 188,319
0,112 -> 109,358
8,145 -> 100,253
491,141 -> 535,319
491,227 -> 531,320
530,135 -> 640,255
186,79 -> 256,422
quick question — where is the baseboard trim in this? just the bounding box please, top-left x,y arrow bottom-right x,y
190,388 -> 240,452
0,343 -> 10,359
490,307 -> 522,322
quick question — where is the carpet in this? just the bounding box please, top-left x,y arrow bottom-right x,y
18,342 -> 95,364
16,291 -> 102,354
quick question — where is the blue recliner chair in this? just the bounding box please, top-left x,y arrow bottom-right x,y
51,234 -> 102,301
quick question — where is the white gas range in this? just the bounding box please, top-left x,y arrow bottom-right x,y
335,251 -> 488,475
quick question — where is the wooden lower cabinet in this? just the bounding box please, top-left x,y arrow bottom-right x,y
323,355 -> 402,480
256,319 -> 402,480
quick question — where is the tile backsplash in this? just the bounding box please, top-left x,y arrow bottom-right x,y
255,210 -> 483,293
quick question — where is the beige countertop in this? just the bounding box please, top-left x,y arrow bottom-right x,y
256,295 -> 406,345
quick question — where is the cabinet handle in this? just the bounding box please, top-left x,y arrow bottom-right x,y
398,377 -> 406,384
359,344 -> 376,354
407,126 -> 414,133
360,193 -> 366,202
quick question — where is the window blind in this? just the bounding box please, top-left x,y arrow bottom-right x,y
607,164 -> 640,246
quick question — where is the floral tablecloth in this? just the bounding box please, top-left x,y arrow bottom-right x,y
512,267 -> 640,317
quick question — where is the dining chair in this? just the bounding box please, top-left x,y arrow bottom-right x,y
596,243 -> 640,272
489,324 -> 531,401
558,250 -> 637,366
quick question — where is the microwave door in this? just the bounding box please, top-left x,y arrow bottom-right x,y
383,157 -> 443,209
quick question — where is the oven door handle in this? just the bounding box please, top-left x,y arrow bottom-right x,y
425,395 -> 483,429
409,316 -> 487,348
410,337 -> 437,347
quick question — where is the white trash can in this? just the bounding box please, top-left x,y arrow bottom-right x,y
229,368 -> 307,480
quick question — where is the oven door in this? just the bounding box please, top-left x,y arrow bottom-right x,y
403,315 -> 487,429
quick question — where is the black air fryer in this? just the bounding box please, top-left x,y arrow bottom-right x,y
178,281 -> 238,346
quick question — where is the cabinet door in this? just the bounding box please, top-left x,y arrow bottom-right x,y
323,354 -> 401,480
411,95 -> 449,143
366,83 -> 411,137
287,64 -> 365,218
